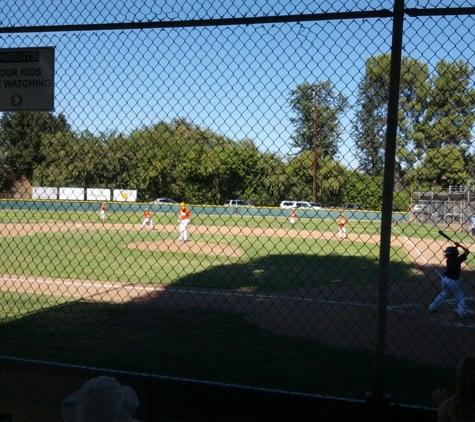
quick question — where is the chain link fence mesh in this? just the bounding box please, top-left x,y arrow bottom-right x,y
1,0 -> 475,417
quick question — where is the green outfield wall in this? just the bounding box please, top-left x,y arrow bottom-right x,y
0,199 -> 408,222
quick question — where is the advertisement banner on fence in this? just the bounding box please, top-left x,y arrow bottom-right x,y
113,189 -> 137,202
87,188 -> 111,201
32,187 -> 57,200
59,187 -> 84,200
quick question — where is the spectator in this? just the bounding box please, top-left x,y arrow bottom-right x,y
62,375 -> 140,422
432,355 -> 475,422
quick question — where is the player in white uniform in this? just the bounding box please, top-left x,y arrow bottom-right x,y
178,202 -> 191,242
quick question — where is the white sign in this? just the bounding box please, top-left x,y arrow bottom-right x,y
32,187 -> 58,200
87,188 -> 111,201
113,189 -> 137,202
0,47 -> 54,111
59,187 -> 84,200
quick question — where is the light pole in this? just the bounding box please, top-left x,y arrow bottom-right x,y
312,88 -> 317,203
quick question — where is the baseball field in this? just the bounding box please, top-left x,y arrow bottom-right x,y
0,206 -> 473,407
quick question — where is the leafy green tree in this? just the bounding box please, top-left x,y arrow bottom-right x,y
353,54 -> 428,177
0,111 -> 70,189
406,146 -> 468,188
289,81 -> 348,159
414,59 -> 475,152
35,131 -> 105,190
282,152 -> 347,206
354,54 -> 475,192
341,171 -> 384,210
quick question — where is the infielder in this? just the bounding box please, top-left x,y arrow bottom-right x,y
429,243 -> 469,319
141,208 -> 154,229
337,213 -> 347,240
178,202 -> 191,242
289,209 -> 297,225
100,202 -> 107,221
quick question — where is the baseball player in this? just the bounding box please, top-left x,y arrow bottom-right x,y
470,212 -> 475,241
100,202 -> 106,221
429,242 -> 469,319
141,208 -> 154,229
178,202 -> 191,242
289,209 -> 297,225
337,213 -> 347,240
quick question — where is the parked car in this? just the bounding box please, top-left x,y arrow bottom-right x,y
223,199 -> 253,207
154,198 -> 178,204
280,200 -> 318,209
309,202 -> 323,209
344,203 -> 362,210
411,204 -> 427,214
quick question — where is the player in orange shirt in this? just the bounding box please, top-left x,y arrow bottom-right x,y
178,202 -> 191,242
100,202 -> 106,221
141,208 -> 154,229
289,209 -> 297,225
337,213 -> 348,240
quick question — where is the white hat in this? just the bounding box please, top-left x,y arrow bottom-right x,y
62,376 -> 139,422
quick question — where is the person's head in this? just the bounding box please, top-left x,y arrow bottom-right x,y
455,355 -> 475,400
444,246 -> 459,258
62,376 -> 139,422
180,202 -> 186,209
145,208 -> 148,211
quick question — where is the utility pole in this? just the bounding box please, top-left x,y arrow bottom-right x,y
312,88 -> 317,202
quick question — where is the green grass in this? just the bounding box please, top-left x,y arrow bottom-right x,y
0,209 -> 463,408
0,225 -> 417,288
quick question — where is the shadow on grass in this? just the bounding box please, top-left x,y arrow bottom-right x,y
0,252 -> 458,408
0,299 -> 452,407
169,252 -> 429,291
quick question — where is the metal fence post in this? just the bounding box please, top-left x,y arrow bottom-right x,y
370,0 -> 405,419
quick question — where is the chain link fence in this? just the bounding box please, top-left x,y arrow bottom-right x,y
1,1 -> 475,420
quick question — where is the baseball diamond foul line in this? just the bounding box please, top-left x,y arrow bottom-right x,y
393,228 -> 443,277
0,274 -> 421,312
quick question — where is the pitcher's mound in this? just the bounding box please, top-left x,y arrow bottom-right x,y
127,239 -> 243,257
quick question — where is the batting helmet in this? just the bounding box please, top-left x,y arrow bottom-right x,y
444,246 -> 459,257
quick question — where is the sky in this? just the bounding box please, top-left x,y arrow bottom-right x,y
2,1 -> 475,169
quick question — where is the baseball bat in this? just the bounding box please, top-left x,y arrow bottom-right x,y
438,230 -> 453,242
438,230 -> 468,249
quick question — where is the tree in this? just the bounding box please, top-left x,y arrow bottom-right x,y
282,152 -> 347,206
0,111 -> 70,189
413,59 -> 475,152
353,54 -> 475,191
406,146 -> 468,188
353,54 -> 429,177
341,171 -> 384,210
35,131 -> 105,190
289,81 -> 348,159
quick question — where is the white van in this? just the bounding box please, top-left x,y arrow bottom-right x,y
279,200 -> 322,209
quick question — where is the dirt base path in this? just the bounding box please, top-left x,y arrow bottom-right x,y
0,220 -> 471,367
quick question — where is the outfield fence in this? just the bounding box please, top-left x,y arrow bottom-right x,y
2,1 -> 475,421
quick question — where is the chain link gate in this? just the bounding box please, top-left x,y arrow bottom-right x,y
1,1 -> 475,420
